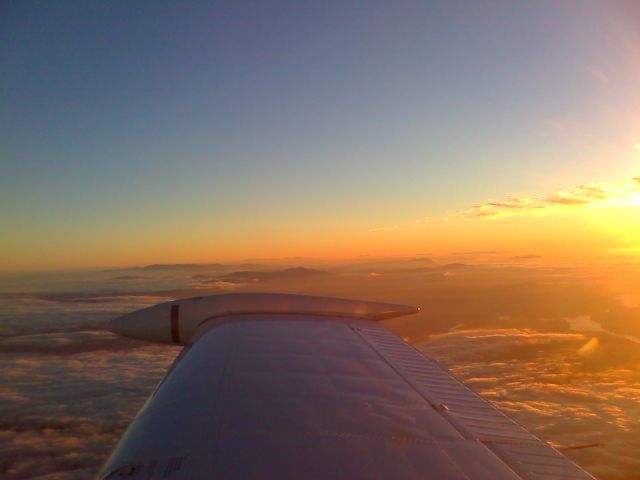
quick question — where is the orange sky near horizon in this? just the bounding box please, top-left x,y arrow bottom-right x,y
3,2 -> 640,275
2,178 -> 638,274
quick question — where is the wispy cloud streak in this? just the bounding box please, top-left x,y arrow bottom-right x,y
450,179 -> 640,219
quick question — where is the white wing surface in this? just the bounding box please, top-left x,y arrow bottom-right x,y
98,294 -> 594,480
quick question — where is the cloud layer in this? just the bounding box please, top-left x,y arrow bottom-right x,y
0,334 -> 180,479
417,329 -> 640,480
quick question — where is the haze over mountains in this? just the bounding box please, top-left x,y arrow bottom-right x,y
210,266 -> 330,283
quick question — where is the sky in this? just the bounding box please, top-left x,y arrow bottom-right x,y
2,0 -> 640,272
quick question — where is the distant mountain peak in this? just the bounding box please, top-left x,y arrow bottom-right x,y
218,266 -> 330,283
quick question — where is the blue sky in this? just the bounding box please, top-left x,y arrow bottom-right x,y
1,1 -> 639,271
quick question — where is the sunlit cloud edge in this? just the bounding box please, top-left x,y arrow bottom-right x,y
447,178 -> 640,220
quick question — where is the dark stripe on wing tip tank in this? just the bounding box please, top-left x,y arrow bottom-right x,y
170,305 -> 180,343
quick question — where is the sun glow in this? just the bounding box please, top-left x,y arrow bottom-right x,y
601,184 -> 640,208
626,192 -> 640,207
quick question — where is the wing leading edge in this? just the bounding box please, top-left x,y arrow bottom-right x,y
98,294 -> 594,480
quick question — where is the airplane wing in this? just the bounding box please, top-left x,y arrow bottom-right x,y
98,293 -> 594,480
